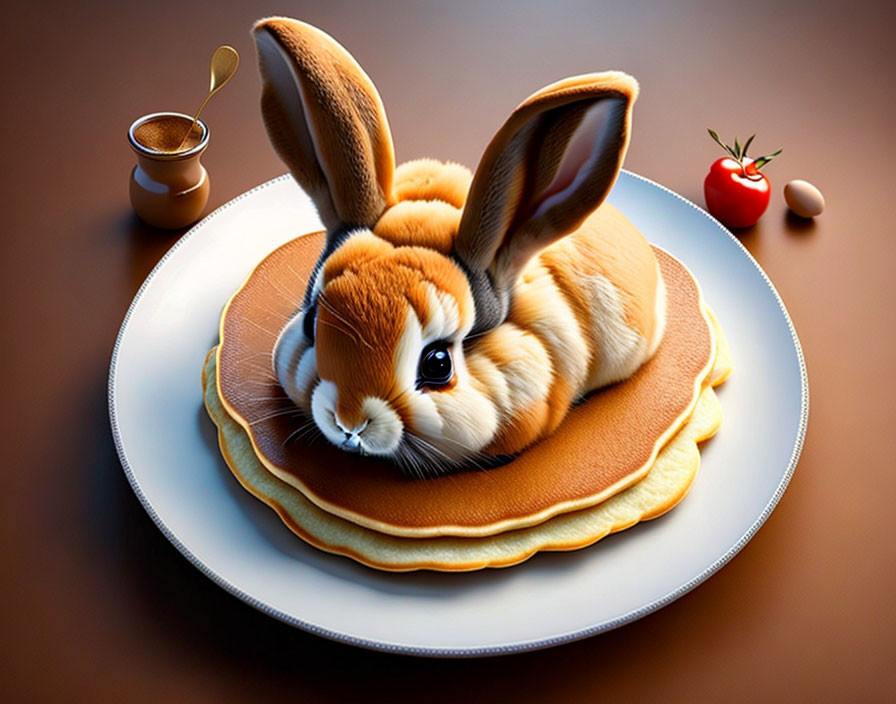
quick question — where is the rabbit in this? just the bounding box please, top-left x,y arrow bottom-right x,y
254,17 -> 666,475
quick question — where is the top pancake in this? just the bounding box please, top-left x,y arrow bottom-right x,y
216,234 -> 714,537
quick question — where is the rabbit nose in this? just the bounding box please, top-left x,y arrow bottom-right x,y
334,415 -> 369,452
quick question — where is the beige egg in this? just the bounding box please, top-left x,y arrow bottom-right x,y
784,179 -> 825,218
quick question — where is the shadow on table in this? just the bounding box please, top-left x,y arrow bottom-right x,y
119,210 -> 189,297
678,191 -> 817,261
783,210 -> 818,235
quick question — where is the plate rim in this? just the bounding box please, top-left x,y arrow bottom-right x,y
108,171 -> 809,657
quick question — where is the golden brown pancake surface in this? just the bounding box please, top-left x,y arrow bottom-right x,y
216,233 -> 714,537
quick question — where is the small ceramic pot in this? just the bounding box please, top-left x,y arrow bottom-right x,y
128,112 -> 210,229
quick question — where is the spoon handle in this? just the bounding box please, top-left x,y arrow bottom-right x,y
176,93 -> 214,150
175,46 -> 239,151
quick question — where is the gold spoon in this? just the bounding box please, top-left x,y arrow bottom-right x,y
176,45 -> 239,151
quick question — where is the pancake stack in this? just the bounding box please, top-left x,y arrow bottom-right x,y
203,233 -> 731,571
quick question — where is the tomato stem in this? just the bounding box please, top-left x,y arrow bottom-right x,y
707,128 -> 782,174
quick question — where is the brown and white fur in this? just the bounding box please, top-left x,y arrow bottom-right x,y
254,17 -> 665,475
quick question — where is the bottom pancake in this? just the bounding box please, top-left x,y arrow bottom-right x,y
201,310 -> 730,572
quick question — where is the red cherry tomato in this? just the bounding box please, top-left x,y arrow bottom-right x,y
704,157 -> 771,229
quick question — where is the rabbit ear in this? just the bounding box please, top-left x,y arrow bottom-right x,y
253,17 -> 395,232
455,72 -> 638,327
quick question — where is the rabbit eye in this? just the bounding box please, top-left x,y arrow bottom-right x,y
417,342 -> 453,389
302,303 -> 317,344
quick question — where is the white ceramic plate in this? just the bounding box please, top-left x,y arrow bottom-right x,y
109,172 -> 808,656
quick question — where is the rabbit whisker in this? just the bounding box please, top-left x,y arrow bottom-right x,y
253,299 -> 293,322
317,293 -> 374,350
424,434 -> 502,481
234,350 -> 273,361
405,433 -> 459,470
249,407 -> 304,426
316,315 -> 361,344
261,271 -> 304,307
284,262 -> 310,288
400,434 -> 464,479
282,418 -> 321,446
228,378 -> 280,389
394,441 -> 428,479
239,361 -> 279,379
242,317 -> 280,339
316,297 -> 361,344
244,394 -> 292,403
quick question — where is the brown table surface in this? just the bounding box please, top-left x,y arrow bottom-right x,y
2,1 -> 894,700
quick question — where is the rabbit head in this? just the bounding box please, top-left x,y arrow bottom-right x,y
254,17 -> 644,474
